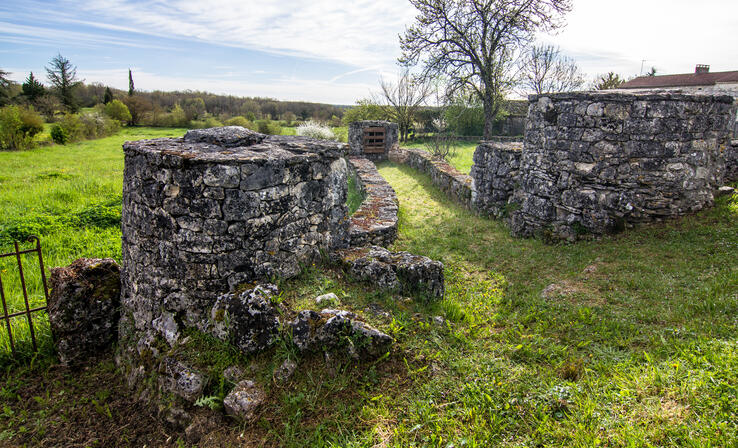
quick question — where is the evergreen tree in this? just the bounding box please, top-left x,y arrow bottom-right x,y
103,86 -> 114,104
22,72 -> 46,102
128,69 -> 135,96
46,54 -> 82,112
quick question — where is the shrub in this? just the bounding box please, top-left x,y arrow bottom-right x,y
255,119 -> 282,135
51,111 -> 120,144
224,116 -> 255,130
104,99 -> 132,123
0,105 -> 44,150
50,124 -> 68,144
296,120 -> 336,141
203,117 -> 223,128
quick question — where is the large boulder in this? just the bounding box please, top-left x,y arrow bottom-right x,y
48,258 -> 121,366
209,284 -> 281,355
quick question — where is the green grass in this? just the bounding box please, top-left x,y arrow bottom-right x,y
405,140 -> 478,173
0,127 -> 186,363
0,129 -> 737,446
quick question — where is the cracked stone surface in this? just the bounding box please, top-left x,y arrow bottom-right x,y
209,284 -> 281,355
287,309 -> 393,359
48,258 -> 121,366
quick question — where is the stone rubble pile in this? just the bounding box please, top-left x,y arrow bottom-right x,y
335,246 -> 445,300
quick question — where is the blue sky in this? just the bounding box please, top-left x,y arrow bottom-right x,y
2,0 -> 737,105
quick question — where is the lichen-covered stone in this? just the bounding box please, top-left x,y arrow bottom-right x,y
347,157 -> 398,248
315,292 -> 340,306
287,309 -> 393,359
209,284 -> 280,355
726,140 -> 738,182
158,357 -> 207,402
336,246 -> 445,300
348,121 -> 398,161
48,258 -> 121,366
120,126 -> 351,382
273,359 -> 297,382
223,379 -> 265,421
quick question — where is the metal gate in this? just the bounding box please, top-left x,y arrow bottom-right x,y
363,127 -> 386,154
0,236 -> 50,356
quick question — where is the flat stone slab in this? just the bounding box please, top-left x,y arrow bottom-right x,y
347,157 -> 398,248
125,126 -> 347,165
335,246 -> 444,300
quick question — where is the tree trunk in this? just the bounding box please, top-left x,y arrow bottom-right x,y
482,91 -> 500,141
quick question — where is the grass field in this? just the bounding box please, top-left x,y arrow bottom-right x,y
405,140 -> 479,173
0,128 -> 737,446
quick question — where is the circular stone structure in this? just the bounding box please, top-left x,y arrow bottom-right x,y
120,126 -> 349,334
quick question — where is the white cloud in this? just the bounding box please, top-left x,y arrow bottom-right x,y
67,0 -> 417,71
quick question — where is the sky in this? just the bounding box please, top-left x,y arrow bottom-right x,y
1,0 -> 737,105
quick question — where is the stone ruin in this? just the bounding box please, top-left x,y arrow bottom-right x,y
71,126 -> 446,425
470,91 -> 736,240
348,120 -> 399,161
120,126 -> 350,334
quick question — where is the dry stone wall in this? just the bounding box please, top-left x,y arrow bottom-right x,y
120,126 -> 350,341
470,142 -> 522,217
726,139 -> 738,182
347,157 -> 398,247
348,121 -> 398,161
469,92 -> 735,241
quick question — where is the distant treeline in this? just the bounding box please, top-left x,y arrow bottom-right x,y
76,83 -> 349,122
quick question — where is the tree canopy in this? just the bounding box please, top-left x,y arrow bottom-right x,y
400,0 -> 573,139
593,72 -> 625,90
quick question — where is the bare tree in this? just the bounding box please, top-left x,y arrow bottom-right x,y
423,88 -> 457,160
519,44 -> 584,94
375,69 -> 431,143
400,0 -> 573,140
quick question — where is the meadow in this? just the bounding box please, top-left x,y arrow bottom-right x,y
0,127 -> 736,447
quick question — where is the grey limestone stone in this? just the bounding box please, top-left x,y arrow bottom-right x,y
223,379 -> 265,421
48,258 -> 121,366
209,284 -> 281,355
336,246 -> 445,300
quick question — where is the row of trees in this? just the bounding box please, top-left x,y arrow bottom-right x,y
0,56 -> 349,126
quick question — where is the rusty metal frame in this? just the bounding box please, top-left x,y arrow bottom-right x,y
0,236 -> 49,356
